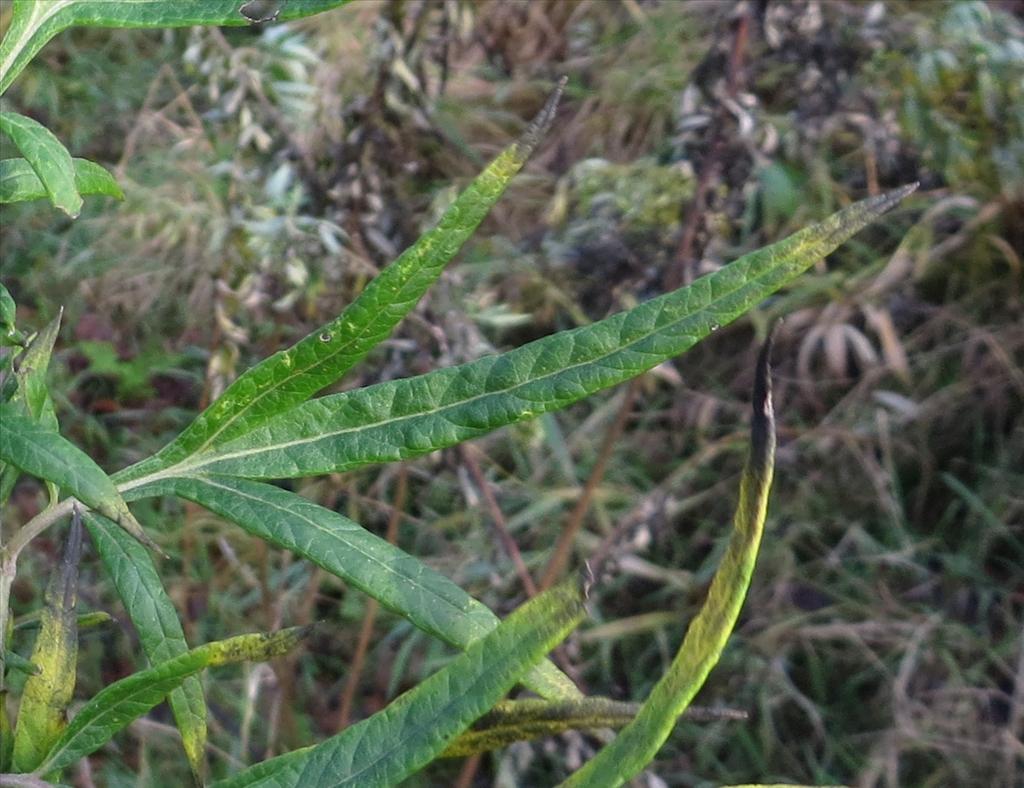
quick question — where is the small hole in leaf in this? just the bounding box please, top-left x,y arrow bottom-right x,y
239,0 -> 282,24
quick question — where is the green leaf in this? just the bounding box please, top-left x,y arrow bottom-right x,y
0,112 -> 81,217
0,404 -> 160,553
124,474 -> 581,702
0,158 -> 123,205
210,581 -> 586,788
3,649 -> 40,676
0,282 -> 25,347
560,334 -> 778,787
123,186 -> 914,484
9,309 -> 61,427
34,626 -> 308,776
82,512 -> 208,781
0,309 -> 61,505
441,698 -> 640,758
12,511 -> 82,773
116,80 -> 566,484
0,0 -> 353,95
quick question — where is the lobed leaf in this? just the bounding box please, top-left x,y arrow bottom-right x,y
0,0 -> 353,95
82,512 -> 208,781
0,112 -> 81,217
34,626 -> 307,776
560,333 -> 777,787
0,404 -> 159,553
121,186 -> 915,484
116,79 -> 566,484
0,158 -> 123,205
210,581 -> 586,788
11,511 -> 83,773
123,474 -> 581,701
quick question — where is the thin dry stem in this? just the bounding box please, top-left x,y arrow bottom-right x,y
461,445 -> 538,598
539,380 -> 639,591
335,465 -> 408,730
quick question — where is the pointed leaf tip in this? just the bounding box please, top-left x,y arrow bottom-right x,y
518,76 -> 568,153
750,327 -> 777,475
869,182 -> 919,214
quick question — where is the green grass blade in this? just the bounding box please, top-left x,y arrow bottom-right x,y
210,581 -> 586,788
82,512 -> 208,781
0,112 -> 81,217
124,474 -> 581,701
0,158 -> 123,204
34,626 -> 307,776
116,81 -> 565,484
560,334 -> 778,787
128,186 -> 914,483
11,512 -> 82,774
0,0 -> 352,95
0,404 -> 158,552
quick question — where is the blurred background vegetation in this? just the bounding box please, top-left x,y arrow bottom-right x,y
1,0 -> 1022,786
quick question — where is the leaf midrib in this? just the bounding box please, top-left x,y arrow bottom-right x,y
119,247 -> 796,488
37,657 -> 201,775
179,475 -> 492,638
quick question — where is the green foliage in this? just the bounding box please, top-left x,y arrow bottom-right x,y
0,157 -> 123,205
82,511 -> 209,778
562,336 -> 776,787
0,2 -> 918,785
878,0 -> 1024,199
0,0 -> 353,94
123,474 -> 579,701
0,110 -> 85,217
11,511 -> 82,774
36,625 -> 308,776
212,582 -> 585,788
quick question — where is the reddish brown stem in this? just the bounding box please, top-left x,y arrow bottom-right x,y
538,380 -> 639,591
461,446 -> 539,597
335,466 -> 408,730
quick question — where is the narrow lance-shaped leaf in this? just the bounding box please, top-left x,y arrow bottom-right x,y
0,0 -> 353,95
560,332 -> 778,788
11,509 -> 83,773
116,79 -> 567,485
0,112 -> 81,217
13,610 -> 114,633
0,158 -> 123,205
3,650 -> 40,676
440,698 -> 743,758
124,186 -> 914,484
8,308 -> 61,427
0,282 -> 25,347
441,698 -> 639,758
124,474 -> 581,702
82,512 -> 208,781
0,309 -> 61,506
34,626 -> 308,777
211,580 -> 587,788
0,404 -> 160,554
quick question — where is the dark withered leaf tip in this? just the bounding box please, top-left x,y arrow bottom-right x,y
520,76 -> 569,150
750,324 -> 777,467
